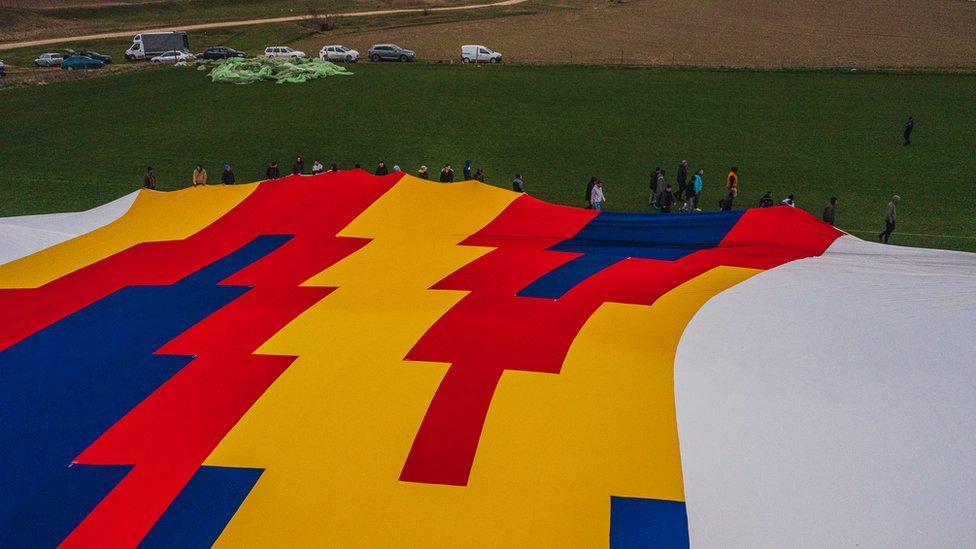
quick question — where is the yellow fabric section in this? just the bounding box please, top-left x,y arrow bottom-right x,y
205,162 -> 760,549
0,185 -> 256,288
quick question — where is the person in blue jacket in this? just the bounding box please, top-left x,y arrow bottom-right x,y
687,168 -> 703,211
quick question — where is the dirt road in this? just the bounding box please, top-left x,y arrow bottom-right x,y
0,0 -> 529,51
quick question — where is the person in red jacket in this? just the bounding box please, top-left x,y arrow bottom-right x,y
726,166 -> 739,198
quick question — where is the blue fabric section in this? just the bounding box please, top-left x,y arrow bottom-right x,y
140,466 -> 263,548
0,235 -> 291,542
519,210 -> 744,298
0,464 -> 131,547
610,496 -> 689,549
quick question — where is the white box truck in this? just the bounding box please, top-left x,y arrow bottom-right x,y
125,32 -> 189,61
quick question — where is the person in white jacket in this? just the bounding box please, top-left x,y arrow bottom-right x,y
590,180 -> 606,210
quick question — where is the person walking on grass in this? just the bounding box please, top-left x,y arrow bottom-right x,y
660,184 -> 675,213
418,165 -> 429,180
689,168 -> 703,211
192,164 -> 207,187
375,161 -> 389,176
221,163 -> 235,185
463,160 -> 473,181
726,166 -> 739,198
903,116 -> 914,146
676,159 -> 688,201
879,195 -> 900,243
311,160 -> 324,174
440,164 -> 454,182
143,166 -> 156,190
292,155 -> 304,175
590,180 -> 605,210
512,173 -> 525,193
585,176 -> 597,208
266,161 -> 280,180
758,191 -> 773,208
822,196 -> 837,226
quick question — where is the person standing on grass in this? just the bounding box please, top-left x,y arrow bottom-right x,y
590,180 -> 605,210
463,160 -> 473,181
719,191 -> 734,211
266,161 -> 280,180
903,116 -> 914,146
418,165 -> 429,180
329,163 -> 339,172
689,168 -> 703,211
758,191 -> 773,207
393,165 -> 402,172
512,173 -> 525,193
192,164 -> 207,187
726,166 -> 739,198
660,184 -> 675,213
649,167 -> 661,207
311,160 -> 324,174
143,166 -> 156,190
822,196 -> 837,226
474,168 -> 485,182
676,160 -> 688,201
656,169 -> 667,208
221,163 -> 235,185
375,161 -> 389,176
292,155 -> 304,175
585,176 -> 597,208
781,194 -> 796,207
440,164 -> 455,182
879,195 -> 900,243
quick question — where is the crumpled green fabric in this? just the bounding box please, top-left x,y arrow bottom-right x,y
199,57 -> 353,84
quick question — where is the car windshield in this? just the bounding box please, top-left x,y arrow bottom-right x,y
338,46 -> 348,52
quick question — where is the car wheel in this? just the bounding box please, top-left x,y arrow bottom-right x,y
370,54 -> 380,62
65,66 -> 73,71
490,57 -> 499,64
399,55 -> 408,62
462,57 -> 470,64
346,55 -> 353,62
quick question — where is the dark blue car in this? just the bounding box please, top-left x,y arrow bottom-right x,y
61,55 -> 105,70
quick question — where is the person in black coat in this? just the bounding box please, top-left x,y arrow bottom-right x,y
512,174 -> 525,193
758,191 -> 773,207
221,163 -> 236,185
375,161 -> 389,176
292,155 -> 304,175
903,115 -> 914,146
266,161 -> 280,180
676,160 -> 688,201
143,166 -> 157,190
439,164 -> 454,182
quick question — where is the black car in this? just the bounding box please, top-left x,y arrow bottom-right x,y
202,47 -> 247,60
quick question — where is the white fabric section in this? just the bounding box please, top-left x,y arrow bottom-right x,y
675,235 -> 976,548
0,191 -> 139,267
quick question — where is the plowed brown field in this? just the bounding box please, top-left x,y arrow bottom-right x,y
306,0 -> 976,68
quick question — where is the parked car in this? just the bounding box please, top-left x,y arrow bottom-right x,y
367,44 -> 415,62
61,55 -> 105,70
125,32 -> 189,61
319,45 -> 359,63
34,53 -> 63,67
79,51 -> 113,64
461,45 -> 502,64
150,50 -> 196,64
264,46 -> 305,59
201,46 -> 247,60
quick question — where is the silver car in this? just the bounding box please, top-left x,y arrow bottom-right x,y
34,53 -> 63,67
367,44 -> 415,62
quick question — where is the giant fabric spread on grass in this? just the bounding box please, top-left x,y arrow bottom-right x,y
1,171 -> 974,547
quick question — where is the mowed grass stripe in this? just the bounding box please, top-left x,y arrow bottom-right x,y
0,63 -> 972,251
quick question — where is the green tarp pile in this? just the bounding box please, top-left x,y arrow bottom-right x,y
199,57 -> 353,84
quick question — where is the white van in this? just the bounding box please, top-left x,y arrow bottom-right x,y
125,32 -> 188,61
461,45 -> 502,64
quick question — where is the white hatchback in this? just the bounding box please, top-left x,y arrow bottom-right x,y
319,45 -> 359,63
265,46 -> 306,59
150,50 -> 196,64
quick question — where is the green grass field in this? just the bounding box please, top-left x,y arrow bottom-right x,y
1,63 -> 973,251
